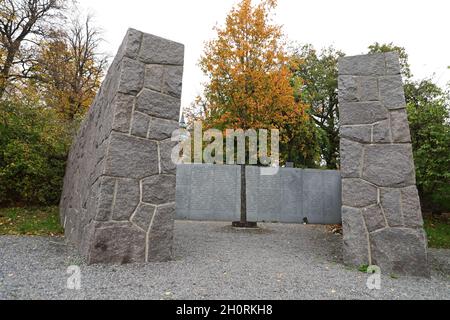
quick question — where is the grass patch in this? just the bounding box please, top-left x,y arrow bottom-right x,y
424,216 -> 450,249
0,206 -> 63,236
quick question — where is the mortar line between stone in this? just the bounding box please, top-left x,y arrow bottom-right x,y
110,180 -> 119,221
145,208 -> 157,263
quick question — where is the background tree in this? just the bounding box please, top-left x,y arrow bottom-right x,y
0,0 -> 66,99
0,4 -> 108,207
31,13 -> 108,121
290,45 -> 344,169
196,0 -> 318,226
368,42 -> 412,79
405,79 -> 450,212
369,43 -> 450,213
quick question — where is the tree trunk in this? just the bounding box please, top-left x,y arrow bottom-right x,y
0,46 -> 19,100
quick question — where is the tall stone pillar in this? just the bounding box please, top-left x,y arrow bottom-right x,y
338,53 -> 429,277
60,29 -> 183,264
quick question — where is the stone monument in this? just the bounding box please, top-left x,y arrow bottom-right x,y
338,53 -> 429,277
60,29 -> 183,264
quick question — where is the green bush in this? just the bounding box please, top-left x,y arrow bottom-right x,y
405,80 -> 450,212
0,100 -> 73,206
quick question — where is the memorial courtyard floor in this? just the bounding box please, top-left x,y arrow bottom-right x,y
0,221 -> 449,300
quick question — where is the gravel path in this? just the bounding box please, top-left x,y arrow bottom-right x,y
0,221 -> 449,300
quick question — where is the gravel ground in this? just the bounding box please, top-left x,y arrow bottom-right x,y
0,221 -> 449,300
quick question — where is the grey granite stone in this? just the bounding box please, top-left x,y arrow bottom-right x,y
136,89 -> 181,121
139,33 -> 184,66
131,112 -> 150,138
131,203 -> 156,231
362,144 -> 416,188
104,133 -> 159,179
340,102 -> 389,125
144,64 -> 164,92
88,222 -> 146,264
60,29 -> 184,265
339,54 -> 386,76
342,178 -> 378,208
342,206 -> 370,266
340,139 -> 363,178
362,205 -> 386,233
401,186 -> 424,228
160,140 -> 178,175
379,75 -> 407,110
148,118 -> 179,141
112,179 -> 140,221
112,93 -> 135,133
142,174 -> 176,205
147,203 -> 175,262
390,109 -> 412,143
372,120 -> 392,143
118,57 -> 144,95
380,188 -> 403,227
341,125 -> 372,143
338,53 -> 429,277
370,228 -> 430,277
385,52 -> 401,75
164,65 -> 183,98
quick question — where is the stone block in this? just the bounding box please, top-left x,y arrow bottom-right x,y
164,66 -> 183,98
385,52 -> 401,75
112,179 -> 140,221
119,28 -> 143,59
148,118 -> 179,141
104,133 -> 159,179
160,140 -> 178,174
338,76 -> 358,102
342,178 -> 378,208
362,205 -> 386,233
112,93 -> 135,133
95,177 -> 116,221
147,204 -> 175,262
380,188 -> 403,227
341,125 -> 372,143
372,120 -> 392,143
379,75 -> 407,110
362,144 -> 416,187
370,228 -> 429,277
142,174 -> 176,205
340,102 -> 389,125
339,54 -> 386,76
118,57 -> 145,95
139,33 -> 184,66
342,206 -> 370,266
144,64 -> 164,92
358,76 -> 379,101
88,222 -> 146,264
401,186 -> 424,228
131,112 -> 150,138
340,139 -> 363,178
131,203 -> 156,231
390,109 -> 411,143
136,89 -> 181,121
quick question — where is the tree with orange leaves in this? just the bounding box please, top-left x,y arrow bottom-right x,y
195,0 -> 319,166
194,0 -> 319,226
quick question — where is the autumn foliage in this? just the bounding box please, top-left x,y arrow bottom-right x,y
193,0 -> 319,166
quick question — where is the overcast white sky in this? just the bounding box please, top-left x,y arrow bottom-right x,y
78,0 -> 450,113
